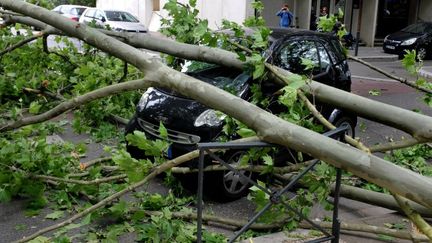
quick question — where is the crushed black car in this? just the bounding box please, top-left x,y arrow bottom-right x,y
125,28 -> 357,200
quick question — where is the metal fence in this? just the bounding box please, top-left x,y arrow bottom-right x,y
196,126 -> 348,243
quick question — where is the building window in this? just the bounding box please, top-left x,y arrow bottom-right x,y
153,0 -> 160,11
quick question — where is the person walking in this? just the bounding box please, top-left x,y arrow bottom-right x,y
276,4 -> 293,28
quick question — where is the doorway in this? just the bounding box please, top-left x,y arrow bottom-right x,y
376,0 -> 411,38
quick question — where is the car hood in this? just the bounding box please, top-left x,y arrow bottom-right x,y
136,88 -> 212,135
107,21 -> 147,32
387,31 -> 424,41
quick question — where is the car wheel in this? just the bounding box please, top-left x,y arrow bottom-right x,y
333,116 -> 355,139
207,150 -> 254,201
417,46 -> 428,60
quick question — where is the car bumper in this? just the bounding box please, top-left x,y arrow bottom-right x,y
383,42 -> 415,56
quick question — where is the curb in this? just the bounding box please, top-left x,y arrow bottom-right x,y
419,66 -> 432,79
350,55 -> 399,62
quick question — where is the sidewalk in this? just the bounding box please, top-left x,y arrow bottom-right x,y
346,46 -> 432,79
348,46 -> 398,62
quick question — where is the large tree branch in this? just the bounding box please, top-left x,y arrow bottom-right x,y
2,0 -> 432,212
333,184 -> 432,218
0,79 -> 154,132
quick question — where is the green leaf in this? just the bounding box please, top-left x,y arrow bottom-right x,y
109,200 -> 128,217
45,210 -> 64,220
29,101 -> 42,114
287,74 -> 306,89
159,122 -> 168,139
28,236 -> 50,243
237,128 -> 256,138
278,86 -> 298,107
253,63 -> 265,79
15,224 -> 27,231
0,188 -> 11,202
262,155 -> 273,166
301,58 -> 315,71
368,89 -> 381,96
401,50 -> 417,75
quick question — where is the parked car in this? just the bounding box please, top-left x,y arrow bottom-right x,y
52,5 -> 87,22
125,28 -> 356,200
79,8 -> 147,33
383,22 -> 432,60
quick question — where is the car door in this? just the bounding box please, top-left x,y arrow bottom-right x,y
93,10 -> 106,28
82,9 -> 96,24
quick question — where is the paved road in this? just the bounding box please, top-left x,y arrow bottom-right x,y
1,56 -> 431,242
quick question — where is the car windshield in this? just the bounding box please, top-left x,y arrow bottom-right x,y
105,11 -> 139,22
401,23 -> 432,34
72,7 -> 86,16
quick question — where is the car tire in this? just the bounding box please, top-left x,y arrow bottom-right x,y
417,46 -> 428,60
206,150 -> 255,202
333,116 -> 355,139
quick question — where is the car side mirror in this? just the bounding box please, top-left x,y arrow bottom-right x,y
101,16 -> 106,22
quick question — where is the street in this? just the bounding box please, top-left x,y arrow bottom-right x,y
1,55 -> 431,242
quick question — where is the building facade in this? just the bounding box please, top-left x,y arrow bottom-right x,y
96,0 -> 432,47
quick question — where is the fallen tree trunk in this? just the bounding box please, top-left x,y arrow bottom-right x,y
2,0 -> 432,210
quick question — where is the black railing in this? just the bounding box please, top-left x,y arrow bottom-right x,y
195,126 -> 348,243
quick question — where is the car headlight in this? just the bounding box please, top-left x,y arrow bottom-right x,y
194,109 -> 225,127
137,88 -> 154,112
383,35 -> 389,42
401,37 -> 417,46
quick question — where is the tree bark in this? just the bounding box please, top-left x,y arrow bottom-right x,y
2,0 -> 432,212
332,184 -> 432,217
393,193 -> 432,240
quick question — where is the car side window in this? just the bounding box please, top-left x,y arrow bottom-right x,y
85,9 -> 96,18
94,10 -> 104,20
316,42 -> 332,73
330,39 -> 345,63
274,39 -> 320,75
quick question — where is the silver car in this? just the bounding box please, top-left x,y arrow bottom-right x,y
79,8 -> 147,33
52,5 -> 87,22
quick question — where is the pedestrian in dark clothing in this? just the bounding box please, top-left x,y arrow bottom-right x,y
276,4 -> 293,28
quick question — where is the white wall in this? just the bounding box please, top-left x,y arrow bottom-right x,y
295,0 -> 311,29
159,0 -> 252,30
418,0 -> 432,22
360,0 -> 378,46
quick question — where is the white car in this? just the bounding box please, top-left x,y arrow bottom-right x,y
52,5 -> 87,22
79,8 -> 147,33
